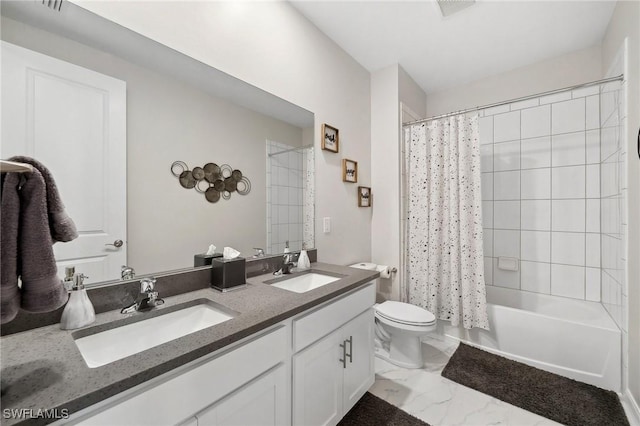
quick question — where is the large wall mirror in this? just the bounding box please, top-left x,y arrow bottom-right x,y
0,1 -> 315,286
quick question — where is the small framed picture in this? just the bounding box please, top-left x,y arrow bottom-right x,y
342,159 -> 358,183
322,123 -> 339,153
358,186 -> 371,207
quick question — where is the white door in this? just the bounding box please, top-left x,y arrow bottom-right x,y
293,329 -> 344,426
342,309 -> 375,413
1,41 -> 127,284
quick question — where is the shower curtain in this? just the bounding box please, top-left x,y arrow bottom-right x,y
404,114 -> 489,330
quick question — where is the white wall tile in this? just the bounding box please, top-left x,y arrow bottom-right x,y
494,111 -> 520,142
521,105 -> 551,138
521,136 -> 551,169
480,144 -> 493,172
586,233 -> 600,267
551,264 -> 585,299
278,205 -> 289,224
483,229 -> 493,257
493,141 -> 520,171
586,199 -> 600,233
551,132 -> 586,167
551,232 -> 585,266
510,98 -> 539,110
483,104 -> 511,116
479,116 -> 494,145
551,166 -> 585,199
586,95 -> 600,130
600,126 -> 619,161
585,267 -> 601,301
572,86 -> 599,98
494,171 -> 520,200
521,231 -> 550,262
551,98 -> 585,134
521,200 -> 551,230
493,258 -> 520,289
539,91 -> 572,105
601,160 -> 618,197
494,229 -> 520,258
586,164 -> 600,198
521,261 -> 551,294
585,130 -> 600,164
521,168 -> 550,199
482,201 -> 493,228
481,173 -> 493,200
494,201 -> 520,229
552,199 -> 585,232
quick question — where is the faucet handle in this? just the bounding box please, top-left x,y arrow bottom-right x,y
140,277 -> 156,293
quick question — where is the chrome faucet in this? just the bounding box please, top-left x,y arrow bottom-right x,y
274,253 -> 297,276
121,265 -> 136,281
121,277 -> 164,313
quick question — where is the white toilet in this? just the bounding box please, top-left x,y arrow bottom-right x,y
350,263 -> 436,369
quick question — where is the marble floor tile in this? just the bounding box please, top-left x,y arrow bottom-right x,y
369,335 -> 561,426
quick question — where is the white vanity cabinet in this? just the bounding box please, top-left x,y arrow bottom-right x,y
65,280 -> 376,426
70,325 -> 289,426
292,283 -> 375,426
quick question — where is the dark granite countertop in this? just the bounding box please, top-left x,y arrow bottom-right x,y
0,262 -> 378,425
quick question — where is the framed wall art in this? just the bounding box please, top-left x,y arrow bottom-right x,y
342,159 -> 358,183
358,186 -> 371,207
322,123 -> 339,153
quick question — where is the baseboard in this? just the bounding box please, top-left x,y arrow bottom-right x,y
622,389 -> 640,426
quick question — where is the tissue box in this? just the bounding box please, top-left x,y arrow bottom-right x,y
211,257 -> 246,292
194,252 -> 223,267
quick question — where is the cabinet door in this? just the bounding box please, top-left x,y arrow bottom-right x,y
342,309 -> 375,414
196,364 -> 289,426
293,330 -> 344,426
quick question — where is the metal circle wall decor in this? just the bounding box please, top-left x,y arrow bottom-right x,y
171,161 -> 251,203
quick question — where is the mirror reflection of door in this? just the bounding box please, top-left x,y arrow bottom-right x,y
1,41 -> 127,283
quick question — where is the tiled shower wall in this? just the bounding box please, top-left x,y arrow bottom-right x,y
480,87 -> 603,301
600,43 -> 627,389
266,140 -> 305,254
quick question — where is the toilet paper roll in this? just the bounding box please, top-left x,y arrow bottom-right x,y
376,265 -> 391,279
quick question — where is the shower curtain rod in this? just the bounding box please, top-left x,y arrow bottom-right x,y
268,143 -> 314,157
405,74 -> 624,126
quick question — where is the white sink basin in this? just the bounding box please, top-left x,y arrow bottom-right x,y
270,272 -> 342,293
74,302 -> 235,368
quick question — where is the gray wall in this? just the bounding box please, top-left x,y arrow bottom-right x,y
1,16 -> 304,275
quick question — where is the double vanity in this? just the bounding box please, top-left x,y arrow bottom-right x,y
0,262 -> 379,426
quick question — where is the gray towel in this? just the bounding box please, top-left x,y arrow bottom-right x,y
1,167 -> 71,324
8,156 -> 78,242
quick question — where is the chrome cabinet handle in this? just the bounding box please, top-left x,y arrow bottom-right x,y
339,340 -> 347,368
105,239 -> 124,248
346,336 -> 353,363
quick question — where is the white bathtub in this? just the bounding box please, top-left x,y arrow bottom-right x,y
442,286 -> 621,391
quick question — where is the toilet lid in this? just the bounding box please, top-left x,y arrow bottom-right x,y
375,301 -> 436,326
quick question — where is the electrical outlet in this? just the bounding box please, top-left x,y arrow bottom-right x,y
323,217 -> 331,233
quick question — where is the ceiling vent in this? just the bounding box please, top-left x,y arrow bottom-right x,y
436,0 -> 475,17
40,0 -> 63,12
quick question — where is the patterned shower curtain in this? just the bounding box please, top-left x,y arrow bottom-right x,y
403,114 -> 489,330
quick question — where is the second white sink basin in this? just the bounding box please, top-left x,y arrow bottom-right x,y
74,301 -> 235,368
270,272 -> 342,293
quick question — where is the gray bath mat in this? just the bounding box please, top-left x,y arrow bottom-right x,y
339,392 -> 430,426
441,343 -> 629,426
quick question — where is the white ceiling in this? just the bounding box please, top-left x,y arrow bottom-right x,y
289,0 -> 617,94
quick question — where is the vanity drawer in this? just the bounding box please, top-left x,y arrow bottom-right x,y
293,282 -> 375,352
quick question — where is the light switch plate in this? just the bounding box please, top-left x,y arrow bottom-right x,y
323,217 -> 331,233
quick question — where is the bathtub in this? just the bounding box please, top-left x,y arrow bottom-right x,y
442,286 -> 621,391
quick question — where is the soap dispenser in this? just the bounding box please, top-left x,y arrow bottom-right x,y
298,244 -> 311,270
60,267 -> 96,330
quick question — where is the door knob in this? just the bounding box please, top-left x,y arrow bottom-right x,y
105,239 -> 124,248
